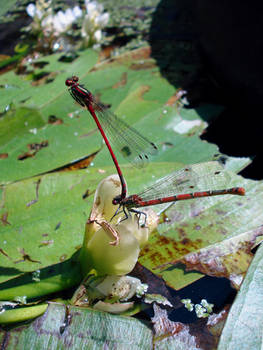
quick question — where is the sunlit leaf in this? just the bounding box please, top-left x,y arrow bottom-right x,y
0,167 -> 106,284
0,48 -> 246,185
139,165 -> 263,290
0,161 -> 258,298
0,302 -> 153,349
218,242 -> 263,350
0,0 -> 17,18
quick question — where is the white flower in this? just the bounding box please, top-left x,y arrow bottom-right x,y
85,1 -> 104,17
200,299 -> 214,313
41,14 -> 54,32
94,29 -> 102,42
72,6 -> 83,18
96,12 -> 109,27
26,3 -> 44,20
81,1 -> 109,45
82,15 -> 93,32
53,6 -> 82,34
26,0 -> 108,50
181,298 -> 194,312
26,3 -> 36,17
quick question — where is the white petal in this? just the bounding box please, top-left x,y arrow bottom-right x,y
53,14 -> 67,33
94,29 -> 102,42
35,8 -> 43,19
26,4 -> 36,17
81,27 -> 88,37
96,12 -> 109,27
86,2 -> 97,14
56,11 -> 65,24
65,8 -> 75,23
53,21 -> 64,33
84,0 -> 90,9
82,15 -> 94,31
73,6 -> 82,18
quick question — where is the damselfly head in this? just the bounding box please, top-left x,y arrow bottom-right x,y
112,195 -> 122,206
65,76 -> 79,87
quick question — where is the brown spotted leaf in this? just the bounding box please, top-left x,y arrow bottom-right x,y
178,225 -> 263,289
139,167 -> 263,290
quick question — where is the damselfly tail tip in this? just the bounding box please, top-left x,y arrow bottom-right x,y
232,187 -> 245,196
237,187 -> 245,196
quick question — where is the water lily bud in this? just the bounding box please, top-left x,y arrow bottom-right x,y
131,209 -> 159,247
86,220 -> 140,275
124,215 -> 149,247
79,174 -> 157,277
89,174 -> 124,223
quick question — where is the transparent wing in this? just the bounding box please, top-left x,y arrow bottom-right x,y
138,162 -> 233,201
93,101 -> 158,168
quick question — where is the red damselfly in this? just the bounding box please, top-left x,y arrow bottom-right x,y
66,76 -> 157,200
112,162 -> 245,222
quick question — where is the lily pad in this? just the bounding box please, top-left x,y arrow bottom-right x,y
218,242 -> 263,350
0,161 -> 258,297
139,165 -> 263,290
0,302 -> 152,349
0,0 -> 17,18
0,167 -> 107,284
0,47 -> 237,185
0,162 -> 183,286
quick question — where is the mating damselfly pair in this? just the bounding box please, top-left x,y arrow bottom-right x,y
66,76 -> 245,223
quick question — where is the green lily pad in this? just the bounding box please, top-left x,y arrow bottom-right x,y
0,167 -> 108,284
218,242 -> 263,350
0,0 -> 17,17
0,161 -> 258,296
0,48 -> 236,185
0,302 -> 152,349
139,164 -> 263,290
0,47 -> 258,311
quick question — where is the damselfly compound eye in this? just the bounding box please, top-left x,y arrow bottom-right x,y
65,79 -> 73,86
65,76 -> 79,86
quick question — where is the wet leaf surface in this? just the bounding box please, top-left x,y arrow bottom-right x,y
139,166 -> 263,290
0,38 -> 261,348
0,47 -> 244,185
179,225 -> 263,289
218,242 -> 263,350
0,302 -> 152,349
0,167 -> 106,283
0,161 -> 258,295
